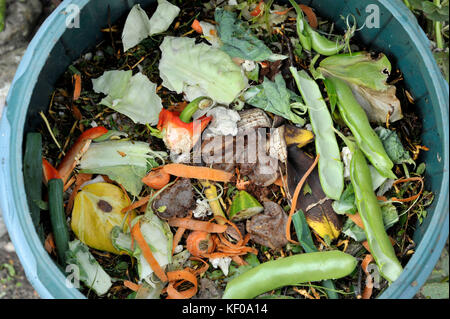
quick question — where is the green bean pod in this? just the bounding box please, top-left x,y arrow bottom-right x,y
330,77 -> 396,179
48,178 -> 70,264
290,68 -> 344,200
350,147 -> 403,282
222,251 -> 357,299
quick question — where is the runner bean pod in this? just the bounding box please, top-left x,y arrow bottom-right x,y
222,250 -> 357,299
330,77 -> 396,179
350,147 -> 403,283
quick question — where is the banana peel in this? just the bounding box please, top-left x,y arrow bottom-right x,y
71,182 -> 136,254
284,124 -> 314,149
286,147 -> 341,240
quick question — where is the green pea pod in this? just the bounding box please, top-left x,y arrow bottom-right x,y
290,67 -> 344,200
330,77 -> 396,179
223,250 -> 357,299
305,23 -> 346,56
289,0 -> 312,51
350,147 -> 403,283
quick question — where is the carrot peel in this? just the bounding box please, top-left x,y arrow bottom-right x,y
131,220 -> 168,282
161,164 -> 233,182
286,154 -> 320,244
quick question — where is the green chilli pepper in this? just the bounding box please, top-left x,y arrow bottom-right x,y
179,96 -> 213,123
222,250 -> 357,299
330,77 -> 396,179
350,147 -> 403,283
290,67 -> 344,200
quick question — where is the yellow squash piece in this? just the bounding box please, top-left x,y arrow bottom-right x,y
71,183 -> 136,254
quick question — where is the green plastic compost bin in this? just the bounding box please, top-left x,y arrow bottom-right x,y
0,0 -> 448,299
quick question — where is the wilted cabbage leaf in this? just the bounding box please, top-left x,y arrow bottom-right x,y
79,140 -> 167,196
71,183 -> 136,254
111,213 -> 172,285
158,36 -> 247,104
375,126 -> 415,165
66,239 -> 112,296
122,2 -> 180,52
244,74 -> 306,125
215,8 -> 287,62
319,52 -> 402,123
92,70 -> 162,125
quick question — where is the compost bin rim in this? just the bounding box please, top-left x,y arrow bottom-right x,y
0,0 -> 448,299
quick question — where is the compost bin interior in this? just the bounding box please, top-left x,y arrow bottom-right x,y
11,0 -> 448,298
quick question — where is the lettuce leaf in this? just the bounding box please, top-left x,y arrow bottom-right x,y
215,8 -> 287,62
158,36 -> 247,104
78,140 -> 167,196
92,70 -> 162,125
122,2 -> 180,52
111,213 -> 173,285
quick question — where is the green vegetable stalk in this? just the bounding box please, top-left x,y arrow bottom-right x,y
179,96 -> 213,123
48,179 -> 70,264
350,147 -> 403,283
330,77 -> 396,179
223,251 -> 357,299
290,67 -> 344,200
24,133 -> 44,240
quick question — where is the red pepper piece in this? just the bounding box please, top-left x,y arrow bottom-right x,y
57,126 -> 108,184
250,0 -> 264,17
43,158 -> 62,184
157,109 -> 212,154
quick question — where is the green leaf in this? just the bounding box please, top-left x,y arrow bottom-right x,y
158,36 -> 247,104
244,74 -> 305,125
332,184 -> 356,215
420,282 -> 449,299
375,127 -> 415,165
421,2 -> 449,21
343,202 -> 399,241
292,210 -> 317,253
434,50 -> 449,83
92,71 -> 163,125
215,8 -> 286,62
